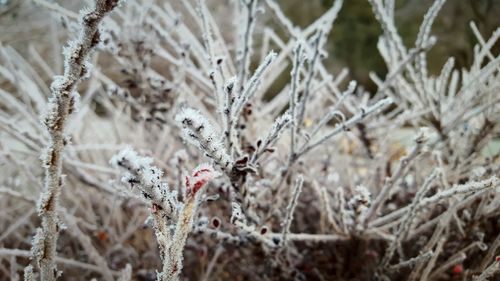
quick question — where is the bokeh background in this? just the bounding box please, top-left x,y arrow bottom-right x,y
276,0 -> 500,92
1,0 -> 499,92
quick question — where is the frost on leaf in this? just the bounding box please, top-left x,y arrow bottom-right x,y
185,163 -> 220,197
175,107 -> 232,170
110,147 -> 178,217
349,185 -> 372,216
31,228 -> 45,262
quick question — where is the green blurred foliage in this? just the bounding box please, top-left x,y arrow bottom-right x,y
278,0 -> 500,91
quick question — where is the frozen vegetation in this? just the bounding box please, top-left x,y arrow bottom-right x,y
0,0 -> 499,280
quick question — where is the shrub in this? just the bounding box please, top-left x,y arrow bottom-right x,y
0,0 -> 498,280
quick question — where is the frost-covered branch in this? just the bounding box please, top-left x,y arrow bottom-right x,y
175,107 -> 233,171
281,175 -> 303,246
24,265 -> 34,281
298,97 -> 393,157
370,176 -> 499,229
33,1 -> 120,280
362,130 -> 427,226
111,148 -> 219,281
381,169 -> 439,268
388,251 -> 434,272
312,180 -> 343,234
232,51 -> 277,121
237,0 -> 259,89
196,0 -> 225,119
308,80 -> 356,139
474,257 -> 500,281
222,77 -> 238,154
288,42 -> 305,156
0,248 -> 121,277
295,30 -> 324,127
62,213 -> 114,281
250,113 -> 291,164
111,148 -> 179,270
479,234 -> 500,272
421,176 -> 499,207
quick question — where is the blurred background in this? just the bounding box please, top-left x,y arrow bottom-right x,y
1,0 -> 499,92
276,0 -> 500,91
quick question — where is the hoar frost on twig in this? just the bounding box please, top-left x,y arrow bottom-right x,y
33,1 -> 120,280
111,147 -> 219,281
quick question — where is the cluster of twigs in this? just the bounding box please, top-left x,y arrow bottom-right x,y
0,0 -> 498,280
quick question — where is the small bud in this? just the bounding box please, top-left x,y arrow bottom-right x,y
452,264 -> 463,274
96,230 -> 108,241
265,147 -> 276,153
260,226 -> 268,235
211,217 -> 221,228
197,247 -> 207,257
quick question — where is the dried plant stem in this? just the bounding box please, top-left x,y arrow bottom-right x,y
62,213 -> 114,281
33,1 -> 119,280
0,248 -> 121,276
196,0 -> 224,118
408,208 -> 454,280
162,196 -> 198,281
381,169 -> 439,268
281,175 -> 304,246
33,0 -> 79,20
295,30 -> 323,127
479,234 -> 500,271
24,265 -> 34,281
270,233 -> 350,242
370,176 -> 498,228
200,246 -> 224,281
362,131 -> 427,226
298,97 -> 393,156
419,237 -> 446,280
474,257 -> 500,281
288,42 -> 304,157
388,251 -> 433,272
237,0 -> 258,88
312,181 -> 342,234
